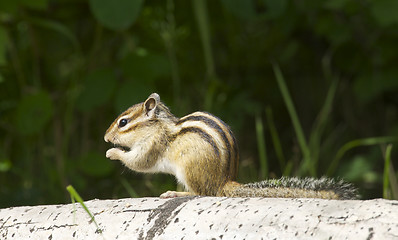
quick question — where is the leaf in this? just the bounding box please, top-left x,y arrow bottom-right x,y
121,52 -> 170,82
327,136 -> 398,176
220,0 -> 256,19
324,0 -> 348,10
0,158 -> 11,172
28,17 -> 80,51
0,26 -> 8,65
66,185 -> 102,233
15,91 -> 54,136
315,15 -> 350,46
76,68 -> 116,112
263,0 -> 287,19
0,0 -> 48,13
19,0 -> 48,10
354,70 -> 398,103
114,81 -> 153,112
337,155 -> 376,182
78,152 -> 114,177
89,0 -> 145,31
370,0 -> 398,27
0,1 -> 18,14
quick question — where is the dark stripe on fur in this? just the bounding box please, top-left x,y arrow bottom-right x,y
171,127 -> 220,159
177,114 -> 235,175
121,119 -> 159,133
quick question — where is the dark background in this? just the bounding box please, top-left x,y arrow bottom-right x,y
1,0 -> 397,208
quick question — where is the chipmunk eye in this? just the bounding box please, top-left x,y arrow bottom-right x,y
119,118 -> 128,128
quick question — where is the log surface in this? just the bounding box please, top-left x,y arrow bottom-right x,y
0,197 -> 397,239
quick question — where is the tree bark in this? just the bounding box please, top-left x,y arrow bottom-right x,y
1,197 -> 397,239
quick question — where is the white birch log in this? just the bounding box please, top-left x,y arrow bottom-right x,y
0,197 -> 397,239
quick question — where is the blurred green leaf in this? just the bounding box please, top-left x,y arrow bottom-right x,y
117,51 -> 170,111
0,0 -> 48,13
323,0 -> 348,10
220,0 -> 256,19
354,70 -> 398,103
28,17 -> 80,51
15,91 -> 54,136
121,52 -> 170,82
76,69 -> 116,112
114,81 -> 153,112
19,0 -> 48,10
0,1 -> 18,14
263,0 -> 287,19
338,155 -> 376,182
315,15 -> 350,46
328,136 -> 398,176
0,158 -> 11,172
89,0 -> 145,31
78,152 -> 114,177
0,26 -> 7,65
370,0 -> 398,27
279,40 -> 298,63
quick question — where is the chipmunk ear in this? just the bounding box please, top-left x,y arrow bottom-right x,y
144,93 -> 160,115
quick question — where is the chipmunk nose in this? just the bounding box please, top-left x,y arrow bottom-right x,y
104,133 -> 110,143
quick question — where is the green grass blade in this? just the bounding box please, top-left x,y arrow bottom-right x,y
66,185 -> 102,233
192,0 -> 218,111
255,113 -> 268,179
309,79 -> 338,171
162,0 -> 181,109
192,0 -> 215,78
386,152 -> 398,200
283,160 -> 294,176
383,144 -> 392,199
272,64 -> 313,176
327,136 -> 398,176
265,106 -> 286,171
121,178 -> 140,198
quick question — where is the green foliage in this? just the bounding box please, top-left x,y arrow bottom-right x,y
76,69 -> 116,112
383,145 -> 392,199
0,27 -> 7,66
370,0 -> 398,27
78,152 -> 113,177
15,91 -> 54,136
66,185 -> 102,234
89,0 -> 145,31
273,64 -> 313,176
1,0 -> 398,207
255,113 -> 268,179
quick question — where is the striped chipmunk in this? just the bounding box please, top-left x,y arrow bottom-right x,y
104,93 -> 358,199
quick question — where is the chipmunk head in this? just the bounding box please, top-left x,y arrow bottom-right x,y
104,93 -> 177,160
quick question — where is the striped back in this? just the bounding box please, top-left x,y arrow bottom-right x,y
176,111 -> 239,181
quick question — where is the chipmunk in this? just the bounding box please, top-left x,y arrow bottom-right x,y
104,93 -> 358,200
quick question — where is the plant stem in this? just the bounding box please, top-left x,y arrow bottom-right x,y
255,113 -> 268,179
272,64 -> 313,176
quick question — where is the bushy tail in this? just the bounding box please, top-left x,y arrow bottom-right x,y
220,177 -> 358,200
